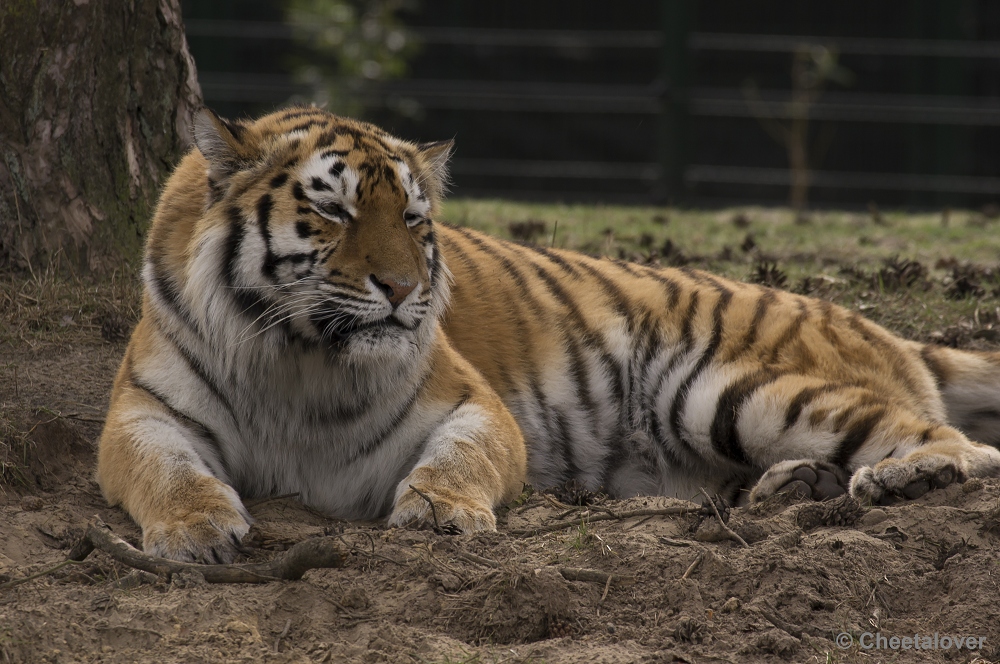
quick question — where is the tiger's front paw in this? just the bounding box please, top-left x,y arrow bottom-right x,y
849,455 -> 959,506
750,459 -> 849,503
388,483 -> 496,534
143,507 -> 251,564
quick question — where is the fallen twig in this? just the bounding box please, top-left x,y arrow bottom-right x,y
0,559 -> 87,590
559,567 -> 634,588
273,618 -> 291,653
510,506 -> 700,536
408,485 -> 442,532
453,550 -> 502,569
658,537 -> 692,547
681,552 -> 705,580
758,603 -> 827,639
59,517 -> 343,584
698,488 -> 748,547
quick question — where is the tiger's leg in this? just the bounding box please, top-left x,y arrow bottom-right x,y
388,342 -> 527,533
98,366 -> 251,563
737,378 -> 1000,504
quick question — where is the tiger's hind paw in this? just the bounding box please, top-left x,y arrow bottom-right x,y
388,483 -> 496,534
750,459 -> 849,503
849,455 -> 959,506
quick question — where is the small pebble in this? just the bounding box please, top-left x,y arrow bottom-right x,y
721,597 -> 740,613
606,623 -> 616,634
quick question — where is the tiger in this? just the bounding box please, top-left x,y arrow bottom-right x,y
98,106 -> 1000,563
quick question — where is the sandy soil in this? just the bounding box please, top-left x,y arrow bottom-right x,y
2,320 -> 1000,664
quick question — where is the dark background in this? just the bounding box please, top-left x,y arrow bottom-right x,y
181,0 -> 1000,209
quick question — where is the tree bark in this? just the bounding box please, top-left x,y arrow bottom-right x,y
0,0 -> 202,274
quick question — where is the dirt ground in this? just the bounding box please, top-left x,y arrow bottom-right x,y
3,273 -> 1000,664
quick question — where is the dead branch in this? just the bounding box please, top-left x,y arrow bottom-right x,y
698,488 -> 749,547
63,517 -> 343,584
509,505 -> 700,536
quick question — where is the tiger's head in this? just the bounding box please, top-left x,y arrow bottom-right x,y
181,107 -> 453,362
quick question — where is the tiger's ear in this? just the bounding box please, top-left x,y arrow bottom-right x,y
417,139 -> 454,193
193,109 -> 253,184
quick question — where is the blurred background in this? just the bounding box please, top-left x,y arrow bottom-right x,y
181,0 -> 1000,211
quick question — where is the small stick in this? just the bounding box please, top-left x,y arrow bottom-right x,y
759,603 -> 827,639
57,517 -> 342,585
510,506 -> 700,536
408,485 -> 442,532
453,550 -> 502,569
273,618 -> 291,653
681,552 -> 704,580
600,575 -> 613,602
558,567 -> 635,587
658,537 -> 692,547
698,488 -> 748,548
0,559 -> 87,590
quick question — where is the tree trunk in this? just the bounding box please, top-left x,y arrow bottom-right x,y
0,0 -> 202,274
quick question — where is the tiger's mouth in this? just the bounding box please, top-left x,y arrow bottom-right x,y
308,308 -> 414,343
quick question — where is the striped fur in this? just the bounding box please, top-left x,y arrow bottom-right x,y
99,107 -> 1000,563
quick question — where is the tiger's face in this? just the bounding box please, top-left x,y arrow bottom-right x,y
191,108 -> 453,360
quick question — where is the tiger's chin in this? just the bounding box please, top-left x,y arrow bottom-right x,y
326,319 -> 429,365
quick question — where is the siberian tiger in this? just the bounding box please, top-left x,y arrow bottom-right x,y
98,107 -> 1000,563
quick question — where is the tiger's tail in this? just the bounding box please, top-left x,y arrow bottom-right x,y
922,343 -> 1000,447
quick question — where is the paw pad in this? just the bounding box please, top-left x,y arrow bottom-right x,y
777,465 -> 848,501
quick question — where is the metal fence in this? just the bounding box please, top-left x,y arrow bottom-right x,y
182,0 -> 1000,208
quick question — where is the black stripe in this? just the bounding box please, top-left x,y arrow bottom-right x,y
645,292 -> 702,466
292,182 -> 307,200
223,206 -> 270,321
668,286 -> 734,450
640,267 -> 683,310
279,109 -> 327,122
289,119 -> 324,133
146,256 -> 201,337
342,368 -> 428,464
611,259 -> 642,277
832,408 -> 886,467
766,299 -> 808,362
151,316 -> 241,426
527,245 -> 582,279
269,172 -> 288,189
710,369 -> 785,466
735,289 -> 776,356
257,194 -> 278,281
131,374 -> 227,468
328,161 -> 346,178
311,177 -> 333,192
782,383 -> 844,431
573,259 -> 637,333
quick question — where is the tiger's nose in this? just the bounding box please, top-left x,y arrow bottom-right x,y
370,275 -> 416,307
